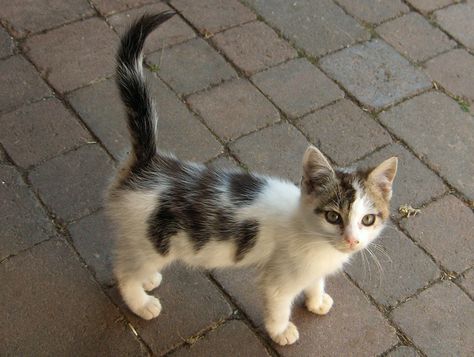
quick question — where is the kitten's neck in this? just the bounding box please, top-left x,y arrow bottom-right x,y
253,178 -> 301,224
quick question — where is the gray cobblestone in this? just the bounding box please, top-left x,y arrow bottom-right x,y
380,91 -> 474,200
244,0 -> 370,57
296,99 -> 391,165
148,38 -> 237,95
320,40 -> 431,110
335,0 -> 409,24
391,281 -> 474,357
0,98 -> 91,168
425,49 -> 474,104
435,3 -> 474,50
0,55 -> 51,113
171,0 -> 256,34
0,165 -> 56,260
377,12 -> 455,63
252,58 -> 343,118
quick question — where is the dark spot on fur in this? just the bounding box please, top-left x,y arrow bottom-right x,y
235,220 -> 259,261
148,206 -> 180,255
146,162 -> 263,260
335,171 -> 356,208
229,173 -> 265,206
313,170 -> 362,229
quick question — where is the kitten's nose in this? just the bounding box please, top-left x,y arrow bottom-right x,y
344,235 -> 359,248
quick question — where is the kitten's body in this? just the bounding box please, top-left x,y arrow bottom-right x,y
107,12 -> 398,346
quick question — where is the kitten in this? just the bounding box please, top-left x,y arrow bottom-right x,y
106,12 -> 398,346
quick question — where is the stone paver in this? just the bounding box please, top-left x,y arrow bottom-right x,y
387,346 -> 421,357
346,227 -> 440,307
377,13 -> 455,63
188,79 -> 280,141
148,38 -> 236,95
108,3 -> 196,54
459,269 -> 474,298
425,49 -> 474,104
230,122 -> 309,182
67,79 -> 129,160
0,0 -> 94,38
28,145 -> 115,222
0,27 -> 15,59
296,99 -> 392,166
391,281 -> 474,357
92,0 -> 151,16
69,210 -> 115,286
24,18 -> 118,93
335,0 -> 409,24
171,0 -> 256,34
0,98 -> 91,168
320,40 -> 431,110
380,91 -> 474,200
435,3 -> 474,50
109,265 -> 232,355
0,146 -> 8,163
406,0 -> 453,14
212,21 -> 297,75
68,75 -> 222,162
0,238 -> 145,356
214,271 -> 397,356
252,58 -> 344,118
244,0 -> 370,57
0,165 -> 56,260
148,76 -> 223,161
401,195 -> 474,273
171,320 -> 270,356
0,55 -> 51,113
356,143 -> 447,212
207,155 -> 239,169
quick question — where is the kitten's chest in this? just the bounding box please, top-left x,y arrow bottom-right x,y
303,247 -> 349,278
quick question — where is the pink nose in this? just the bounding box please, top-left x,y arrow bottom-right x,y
344,235 -> 359,247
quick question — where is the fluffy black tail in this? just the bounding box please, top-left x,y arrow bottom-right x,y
116,11 -> 175,164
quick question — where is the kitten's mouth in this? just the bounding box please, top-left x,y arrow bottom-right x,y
336,244 -> 360,254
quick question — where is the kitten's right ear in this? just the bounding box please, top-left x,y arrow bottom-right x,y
301,146 -> 335,195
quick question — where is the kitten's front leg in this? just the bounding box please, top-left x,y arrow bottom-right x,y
263,287 -> 299,346
304,278 -> 333,315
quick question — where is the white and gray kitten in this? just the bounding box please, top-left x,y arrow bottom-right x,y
106,12 -> 398,346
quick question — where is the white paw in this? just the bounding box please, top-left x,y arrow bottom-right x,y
143,272 -> 162,291
270,322 -> 300,346
306,293 -> 333,315
133,296 -> 162,320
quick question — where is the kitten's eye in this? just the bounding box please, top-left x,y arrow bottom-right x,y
325,211 -> 342,225
362,214 -> 376,226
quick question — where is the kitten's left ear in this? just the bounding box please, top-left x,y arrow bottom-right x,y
367,157 -> 398,200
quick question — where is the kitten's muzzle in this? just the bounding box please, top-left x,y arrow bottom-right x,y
343,234 -> 359,250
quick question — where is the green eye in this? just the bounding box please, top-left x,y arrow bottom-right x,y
325,211 -> 342,225
362,214 -> 376,226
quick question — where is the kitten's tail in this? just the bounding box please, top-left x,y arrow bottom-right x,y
116,11 -> 175,164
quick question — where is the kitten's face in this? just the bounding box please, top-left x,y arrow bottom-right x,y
300,146 -> 397,254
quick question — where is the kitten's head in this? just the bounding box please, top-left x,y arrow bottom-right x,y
300,146 -> 397,254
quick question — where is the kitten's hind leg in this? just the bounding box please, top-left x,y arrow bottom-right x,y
115,250 -> 168,320
119,279 -> 162,320
143,271 -> 162,291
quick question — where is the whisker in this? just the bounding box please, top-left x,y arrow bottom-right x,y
369,243 -> 393,264
366,247 -> 384,288
359,249 -> 368,281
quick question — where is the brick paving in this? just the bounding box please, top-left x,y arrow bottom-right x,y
1,0 -> 473,356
